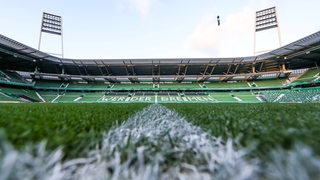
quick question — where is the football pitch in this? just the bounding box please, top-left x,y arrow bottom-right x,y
0,103 -> 320,179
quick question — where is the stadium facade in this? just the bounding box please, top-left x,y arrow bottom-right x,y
0,31 -> 320,103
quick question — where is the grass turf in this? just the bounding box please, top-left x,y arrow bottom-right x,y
0,103 -> 148,158
165,103 -> 320,158
1,103 -> 320,160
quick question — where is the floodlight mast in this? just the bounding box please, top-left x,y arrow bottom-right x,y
38,12 -> 64,57
253,6 -> 282,55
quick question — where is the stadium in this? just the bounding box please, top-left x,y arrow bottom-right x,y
1,30 -> 320,103
1,2 -> 320,179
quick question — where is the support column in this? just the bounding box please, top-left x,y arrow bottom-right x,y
252,64 -> 256,73
281,64 -> 286,71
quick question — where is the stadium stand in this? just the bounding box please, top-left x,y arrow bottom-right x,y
251,78 -> 286,87
0,91 -> 19,102
102,95 -> 156,103
277,87 -> 320,103
54,92 -> 83,102
67,82 -> 110,90
291,68 -> 320,84
261,87 -> 320,103
232,92 -> 260,102
3,71 -> 26,83
112,83 -> 154,90
37,91 -> 59,102
261,90 -> 286,102
1,31 -> 320,103
0,87 -> 41,102
76,92 -> 104,102
204,81 -> 249,89
209,92 -> 239,102
0,70 -> 31,86
35,80 -> 65,89
159,83 -> 201,90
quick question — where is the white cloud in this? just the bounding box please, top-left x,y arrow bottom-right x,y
128,0 -> 154,17
187,7 -> 256,57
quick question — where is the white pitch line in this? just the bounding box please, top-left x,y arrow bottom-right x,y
1,105 -> 320,179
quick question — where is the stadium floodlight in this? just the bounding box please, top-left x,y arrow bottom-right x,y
41,12 -> 62,35
255,7 -> 278,32
38,12 -> 64,57
253,6 -> 282,55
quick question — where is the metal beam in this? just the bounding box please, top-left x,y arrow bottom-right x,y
32,70 -> 291,80
100,61 -> 111,75
80,61 -> 89,75
131,66 -> 136,75
123,61 -> 130,76
72,60 -> 82,75
130,61 -> 136,75
286,44 -> 320,59
203,64 -> 209,75
174,76 -> 184,82
259,62 -> 264,72
184,60 -> 190,76
293,44 -> 311,48
252,63 -> 256,73
94,60 -> 104,76
296,57 -> 319,62
209,65 -> 216,75
234,64 -> 240,74
177,64 -> 182,75
226,64 -> 232,74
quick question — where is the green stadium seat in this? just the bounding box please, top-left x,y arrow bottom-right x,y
204,81 -> 249,89
292,68 -> 320,84
253,78 -> 286,87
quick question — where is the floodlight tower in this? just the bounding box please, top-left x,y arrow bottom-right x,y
253,6 -> 282,55
38,12 -> 64,57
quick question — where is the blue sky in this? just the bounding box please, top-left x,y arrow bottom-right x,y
0,0 -> 319,59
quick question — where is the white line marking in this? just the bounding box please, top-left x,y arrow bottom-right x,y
1,105 -> 320,179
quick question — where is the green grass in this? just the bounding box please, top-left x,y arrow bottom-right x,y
0,103 -> 147,158
165,103 -> 320,158
1,103 -> 320,161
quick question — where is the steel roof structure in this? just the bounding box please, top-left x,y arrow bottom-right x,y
0,31 -> 320,82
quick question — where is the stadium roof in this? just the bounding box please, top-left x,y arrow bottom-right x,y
0,31 -> 320,82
